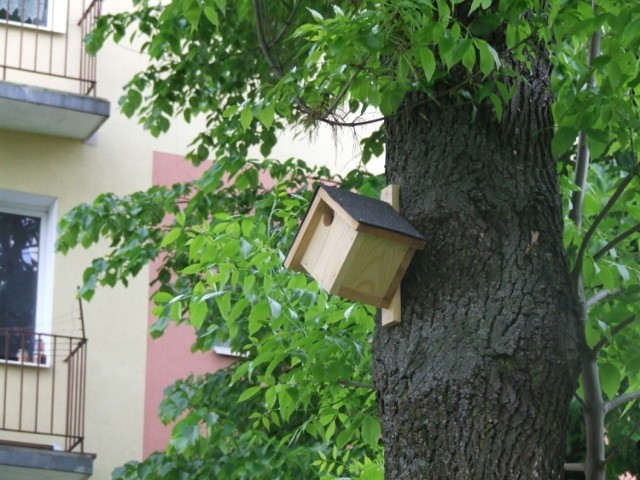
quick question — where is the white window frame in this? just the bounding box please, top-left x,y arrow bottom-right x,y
0,0 -> 67,33
0,188 -> 57,337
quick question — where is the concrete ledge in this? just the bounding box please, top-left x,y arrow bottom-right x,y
0,443 -> 94,480
0,81 -> 110,140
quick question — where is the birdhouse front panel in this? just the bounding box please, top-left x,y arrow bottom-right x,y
334,232 -> 412,308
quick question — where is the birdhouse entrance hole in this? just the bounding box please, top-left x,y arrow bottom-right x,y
323,210 -> 334,226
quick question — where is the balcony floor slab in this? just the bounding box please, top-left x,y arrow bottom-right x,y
0,81 -> 110,140
0,443 -> 93,480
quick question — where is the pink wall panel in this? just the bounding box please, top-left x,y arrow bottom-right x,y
143,152 -> 235,456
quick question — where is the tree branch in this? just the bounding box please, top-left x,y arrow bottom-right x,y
254,0 -> 382,128
593,222 -> 640,261
570,131 -> 592,226
576,10 -> 607,480
587,286 -> 640,309
254,0 -> 285,78
586,288 -> 621,308
604,389 -> 640,415
592,314 -> 636,354
565,463 -> 585,472
321,56 -> 370,119
266,0 -> 301,49
569,23 -> 601,227
572,171 -> 637,281
339,380 -> 375,390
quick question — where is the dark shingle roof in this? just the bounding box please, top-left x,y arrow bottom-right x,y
319,185 -> 425,242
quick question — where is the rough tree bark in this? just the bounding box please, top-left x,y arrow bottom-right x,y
373,60 -> 582,478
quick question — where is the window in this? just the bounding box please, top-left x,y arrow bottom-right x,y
0,0 -> 47,26
0,0 -> 66,32
0,189 -> 56,362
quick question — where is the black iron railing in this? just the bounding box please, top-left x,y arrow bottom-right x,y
0,0 -> 103,95
0,329 -> 87,452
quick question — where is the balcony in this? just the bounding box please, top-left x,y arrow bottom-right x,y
0,329 -> 93,479
0,0 -> 110,140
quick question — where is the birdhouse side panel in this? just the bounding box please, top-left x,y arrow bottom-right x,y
284,195 -> 328,272
300,211 -> 358,294
380,247 -> 419,306
336,233 -> 410,308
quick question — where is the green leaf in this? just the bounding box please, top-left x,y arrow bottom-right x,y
161,227 -> 182,247
183,0 -> 201,29
306,8 -> 323,21
240,106 -> 253,130
189,298 -> 208,329
477,40 -> 496,77
203,6 -> 219,26
237,386 -> 262,403
153,291 -> 174,303
599,362 -> 621,400
552,127 -> 578,156
462,42 -> 476,71
418,46 -> 436,82
379,84 -> 405,116
256,102 -> 275,129
268,297 -> 282,318
488,93 -> 503,122
361,415 -> 381,449
249,300 -> 269,334
222,105 -> 239,117
278,388 -> 295,422
469,0 -> 483,14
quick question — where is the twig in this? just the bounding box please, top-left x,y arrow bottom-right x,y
587,286 -> 640,309
604,389 -> 640,415
321,56 -> 370,119
586,289 -> 620,308
269,0 -> 301,47
339,380 -> 375,390
254,0 -> 284,78
565,463 -> 585,472
594,222 -> 640,261
592,315 -> 636,354
569,21 -> 601,226
572,171 -> 637,281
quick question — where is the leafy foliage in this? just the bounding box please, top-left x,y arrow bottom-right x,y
112,369 -> 325,479
59,159 -> 386,478
58,0 -> 640,478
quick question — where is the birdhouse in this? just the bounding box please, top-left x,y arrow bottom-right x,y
284,185 -> 426,309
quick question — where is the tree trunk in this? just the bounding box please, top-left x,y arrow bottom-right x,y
373,61 -> 582,478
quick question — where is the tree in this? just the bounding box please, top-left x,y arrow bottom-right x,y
59,1 -> 640,478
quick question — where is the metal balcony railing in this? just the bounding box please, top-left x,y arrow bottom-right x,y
0,329 -> 88,452
0,0 -> 103,96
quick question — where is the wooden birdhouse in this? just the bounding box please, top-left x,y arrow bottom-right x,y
284,185 -> 426,309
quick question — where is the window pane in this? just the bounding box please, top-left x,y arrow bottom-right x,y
0,0 -> 48,26
0,211 -> 40,359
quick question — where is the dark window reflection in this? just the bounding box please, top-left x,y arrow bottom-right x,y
0,212 -> 40,360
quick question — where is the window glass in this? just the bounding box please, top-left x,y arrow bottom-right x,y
0,0 -> 48,26
0,211 -> 41,359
